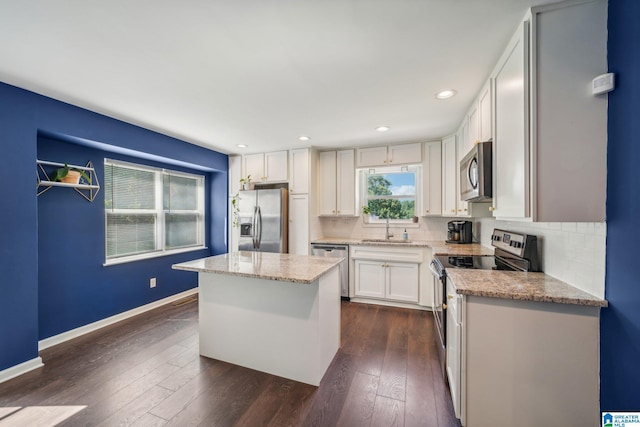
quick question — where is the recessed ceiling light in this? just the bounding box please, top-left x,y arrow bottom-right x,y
237,144 -> 248,148
298,136 -> 310,141
376,126 -> 390,132
436,89 -> 457,100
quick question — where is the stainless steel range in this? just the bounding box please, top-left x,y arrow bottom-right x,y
429,229 -> 541,378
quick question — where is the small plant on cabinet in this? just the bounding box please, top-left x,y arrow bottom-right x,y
239,175 -> 252,190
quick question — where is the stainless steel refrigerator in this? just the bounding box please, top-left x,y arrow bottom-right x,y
238,188 -> 288,253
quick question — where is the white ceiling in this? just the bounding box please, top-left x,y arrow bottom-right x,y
0,0 -> 556,155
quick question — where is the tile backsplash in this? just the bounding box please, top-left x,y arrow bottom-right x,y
478,219 -> 606,299
319,216 -> 606,299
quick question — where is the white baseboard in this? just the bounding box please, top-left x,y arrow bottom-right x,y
349,297 -> 432,311
0,357 -> 44,384
39,288 -> 199,351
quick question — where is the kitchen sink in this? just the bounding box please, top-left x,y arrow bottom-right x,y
360,239 -> 412,244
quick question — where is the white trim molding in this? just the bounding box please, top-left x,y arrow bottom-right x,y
0,357 -> 44,384
39,288 -> 198,351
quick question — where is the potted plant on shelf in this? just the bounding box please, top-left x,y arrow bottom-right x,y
239,175 -> 252,190
362,205 -> 371,223
50,163 -> 91,185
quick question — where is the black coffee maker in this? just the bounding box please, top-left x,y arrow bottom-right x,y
446,220 -> 473,244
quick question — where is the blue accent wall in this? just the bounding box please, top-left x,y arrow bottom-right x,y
0,82 -> 228,371
601,0 -> 640,411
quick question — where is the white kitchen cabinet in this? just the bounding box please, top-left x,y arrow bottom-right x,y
354,260 -> 418,303
456,128 -> 470,217
356,142 -> 422,167
491,1 -> 607,222
422,141 -> 442,216
441,135 -> 458,216
289,148 -> 309,194
467,106 -> 479,154
492,20 -> 530,220
228,155 -> 242,195
478,80 -> 492,143
318,149 -> 356,216
289,194 -> 309,255
350,245 -> 429,307
356,146 -> 387,167
446,278 -> 462,420
353,260 -> 386,299
243,151 -> 288,183
448,276 -> 601,426
386,262 -> 419,303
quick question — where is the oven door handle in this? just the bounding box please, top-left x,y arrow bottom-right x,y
429,259 -> 442,278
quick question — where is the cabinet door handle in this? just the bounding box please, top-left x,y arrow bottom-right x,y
489,206 -> 495,212
448,295 -> 454,300
443,303 -> 448,309
464,208 -> 468,212
450,209 -> 455,213
425,209 -> 429,213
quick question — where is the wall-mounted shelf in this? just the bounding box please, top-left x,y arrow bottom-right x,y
37,160 -> 101,202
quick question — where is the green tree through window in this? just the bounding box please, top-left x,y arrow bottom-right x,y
365,171 -> 416,220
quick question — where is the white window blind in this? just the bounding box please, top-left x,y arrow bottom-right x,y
105,159 -> 205,263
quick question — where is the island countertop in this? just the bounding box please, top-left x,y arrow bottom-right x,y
172,251 -> 342,284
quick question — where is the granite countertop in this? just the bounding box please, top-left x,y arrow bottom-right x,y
172,251 -> 342,284
446,269 -> 608,307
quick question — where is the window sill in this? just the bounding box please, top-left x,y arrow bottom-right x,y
103,246 -> 208,266
362,222 -> 420,229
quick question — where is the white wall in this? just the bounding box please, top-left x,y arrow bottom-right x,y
478,219 -> 606,299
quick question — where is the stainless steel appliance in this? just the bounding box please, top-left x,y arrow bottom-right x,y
429,228 -> 540,379
238,188 -> 288,253
311,244 -> 349,299
460,140 -> 492,202
446,220 -> 473,244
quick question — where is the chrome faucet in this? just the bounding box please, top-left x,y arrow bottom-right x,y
385,218 -> 394,240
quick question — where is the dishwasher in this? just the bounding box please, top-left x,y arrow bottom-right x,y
310,244 -> 349,300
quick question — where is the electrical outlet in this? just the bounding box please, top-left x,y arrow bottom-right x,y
150,278 -> 156,288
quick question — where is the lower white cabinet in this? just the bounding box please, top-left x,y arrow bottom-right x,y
386,262 -> 420,302
447,276 -> 601,427
354,260 -> 419,303
353,260 -> 386,299
350,245 -> 430,306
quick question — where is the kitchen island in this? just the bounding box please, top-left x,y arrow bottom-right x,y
172,251 -> 342,386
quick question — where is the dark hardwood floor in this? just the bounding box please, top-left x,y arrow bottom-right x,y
0,297 -> 461,427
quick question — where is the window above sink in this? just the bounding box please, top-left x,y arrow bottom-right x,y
358,164 -> 422,225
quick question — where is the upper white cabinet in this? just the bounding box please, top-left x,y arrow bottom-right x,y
228,155 -> 242,195
441,135 -> 458,216
491,0 -> 607,222
493,20 -> 530,219
478,80 -> 493,143
289,148 -> 310,194
318,150 -> 356,216
356,142 -> 422,167
243,151 -> 288,183
456,127 -> 470,217
467,105 -> 479,154
422,141 -> 442,216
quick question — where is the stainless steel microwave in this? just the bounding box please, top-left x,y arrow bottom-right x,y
460,140 -> 492,202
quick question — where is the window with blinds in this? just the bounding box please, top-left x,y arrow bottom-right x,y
104,159 -> 205,264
